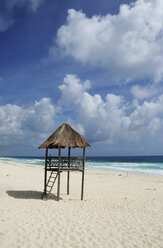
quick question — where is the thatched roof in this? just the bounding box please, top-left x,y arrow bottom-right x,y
39,123 -> 90,149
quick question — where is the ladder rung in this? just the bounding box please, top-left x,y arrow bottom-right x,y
41,172 -> 59,200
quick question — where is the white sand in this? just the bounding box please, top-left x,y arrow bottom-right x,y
0,160 -> 163,248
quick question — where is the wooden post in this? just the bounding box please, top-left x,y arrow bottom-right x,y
57,146 -> 61,201
67,147 -> 71,195
81,147 -> 85,200
44,148 -> 48,196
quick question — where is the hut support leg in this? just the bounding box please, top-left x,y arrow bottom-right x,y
43,148 -> 48,196
81,147 -> 85,200
67,147 -> 71,195
57,147 -> 61,201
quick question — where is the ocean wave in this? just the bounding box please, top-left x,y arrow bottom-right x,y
86,164 -> 163,176
85,161 -> 163,176
0,157 -> 44,165
0,156 -> 163,176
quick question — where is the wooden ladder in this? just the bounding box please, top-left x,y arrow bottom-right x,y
41,171 -> 58,200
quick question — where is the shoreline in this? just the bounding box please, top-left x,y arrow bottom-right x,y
0,160 -> 163,248
0,158 -> 162,177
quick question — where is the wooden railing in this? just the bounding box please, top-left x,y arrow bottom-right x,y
47,156 -> 83,170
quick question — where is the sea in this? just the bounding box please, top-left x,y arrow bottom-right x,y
0,156 -> 163,176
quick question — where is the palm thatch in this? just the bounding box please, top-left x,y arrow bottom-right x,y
39,123 -> 90,149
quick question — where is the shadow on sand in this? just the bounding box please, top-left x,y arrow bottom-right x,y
6,190 -> 59,200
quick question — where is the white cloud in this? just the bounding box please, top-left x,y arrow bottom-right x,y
58,74 -> 129,143
0,98 -> 56,146
58,74 -> 91,107
131,84 -> 159,99
0,0 -> 45,31
1,74 -> 163,148
129,95 -> 163,134
58,74 -> 163,144
22,97 -> 56,133
53,0 -> 163,82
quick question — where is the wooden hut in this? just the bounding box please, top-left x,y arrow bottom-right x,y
39,123 -> 90,201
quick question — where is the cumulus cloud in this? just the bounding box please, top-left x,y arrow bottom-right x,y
1,74 -> 163,148
58,74 -> 91,107
52,0 -> 163,82
0,0 -> 45,31
58,75 -> 130,143
131,84 -> 159,99
129,95 -> 163,134
0,98 -> 56,146
58,74 -> 163,144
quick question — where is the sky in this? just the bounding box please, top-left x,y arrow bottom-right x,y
0,0 -> 163,156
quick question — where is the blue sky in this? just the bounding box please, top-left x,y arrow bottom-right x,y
0,0 -> 163,156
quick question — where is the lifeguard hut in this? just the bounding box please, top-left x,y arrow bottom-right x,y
39,123 -> 90,201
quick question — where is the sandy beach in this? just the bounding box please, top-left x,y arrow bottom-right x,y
0,160 -> 163,248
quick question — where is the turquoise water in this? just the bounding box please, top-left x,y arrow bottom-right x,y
0,156 -> 163,176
